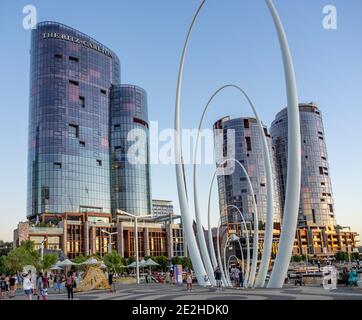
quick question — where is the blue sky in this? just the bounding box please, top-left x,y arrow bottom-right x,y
0,0 -> 361,241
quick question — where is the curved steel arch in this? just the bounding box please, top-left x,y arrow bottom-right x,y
207,159 -> 259,284
225,205 -> 251,287
265,0 -> 301,289
216,216 -> 229,287
175,0 -> 301,288
174,0 -> 208,286
208,158 -> 256,286
194,84 -> 272,288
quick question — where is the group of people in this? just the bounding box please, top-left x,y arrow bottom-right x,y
0,269 -> 78,300
341,267 -> 360,287
212,265 -> 244,290
0,274 -> 17,299
20,270 -> 49,300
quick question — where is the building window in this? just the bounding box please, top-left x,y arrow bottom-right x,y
54,54 -> 62,59
243,119 -> 249,129
260,183 -> 266,187
69,124 -> 79,138
79,141 -> 85,147
245,137 -> 252,151
69,56 -> 79,62
79,96 -> 85,108
53,162 -> 62,169
312,209 -> 316,224
69,80 -> 79,86
321,156 -> 327,160
100,89 -> 106,95
114,124 -> 120,130
96,159 -> 102,166
329,204 -> 334,213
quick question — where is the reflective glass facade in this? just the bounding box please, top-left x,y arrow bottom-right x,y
110,85 -> 151,216
214,117 -> 282,225
270,103 -> 336,227
27,22 -> 120,218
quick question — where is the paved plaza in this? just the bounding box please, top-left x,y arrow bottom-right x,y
8,283 -> 362,300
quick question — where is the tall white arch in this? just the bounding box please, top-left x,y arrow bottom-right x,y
208,158 -> 256,287
174,0 -> 208,286
265,0 -> 301,288
195,85 -> 273,287
174,0 -> 300,288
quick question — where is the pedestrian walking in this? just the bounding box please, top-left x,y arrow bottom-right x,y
0,275 -> 7,299
214,267 -> 222,291
36,272 -> 44,300
165,271 -> 170,284
238,267 -> 244,288
54,273 -> 62,293
9,274 -> 16,298
22,272 -> 33,300
108,271 -> 115,292
186,272 -> 193,291
65,272 -> 75,300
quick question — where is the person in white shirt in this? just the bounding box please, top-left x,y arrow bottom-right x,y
22,273 -> 33,300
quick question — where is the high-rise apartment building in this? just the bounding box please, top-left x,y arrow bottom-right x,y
213,116 -> 282,225
270,103 -> 335,227
27,22 -> 151,219
110,85 -> 151,216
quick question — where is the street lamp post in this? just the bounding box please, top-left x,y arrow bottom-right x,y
116,210 -> 150,285
347,245 -> 352,269
40,239 -> 45,262
101,229 -> 118,254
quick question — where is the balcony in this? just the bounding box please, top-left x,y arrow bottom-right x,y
29,226 -> 63,235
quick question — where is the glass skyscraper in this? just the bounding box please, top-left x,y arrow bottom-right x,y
214,116 -> 282,226
27,21 -> 151,219
270,103 -> 335,227
110,85 -> 151,216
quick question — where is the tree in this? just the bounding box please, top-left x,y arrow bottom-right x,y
0,255 -> 9,275
291,255 -> 302,263
335,251 -> 348,261
41,253 -> 58,271
182,257 -> 192,270
103,251 -> 124,273
0,241 -> 13,257
127,256 -> 135,265
154,256 -> 168,270
3,246 -> 40,273
351,252 -> 360,260
72,254 -> 88,264
171,256 -> 183,266
258,221 -> 265,231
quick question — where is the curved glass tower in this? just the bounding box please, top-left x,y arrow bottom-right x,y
214,116 -> 282,225
270,103 -> 336,227
27,22 -> 120,218
110,85 -> 151,216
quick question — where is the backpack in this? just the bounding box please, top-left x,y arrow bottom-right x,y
0,280 -> 6,290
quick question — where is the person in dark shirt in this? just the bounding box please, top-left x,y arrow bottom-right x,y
108,271 -> 115,293
214,267 -> 222,291
9,274 -> 16,298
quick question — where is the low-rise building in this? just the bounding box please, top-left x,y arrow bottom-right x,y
13,212 -> 186,260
